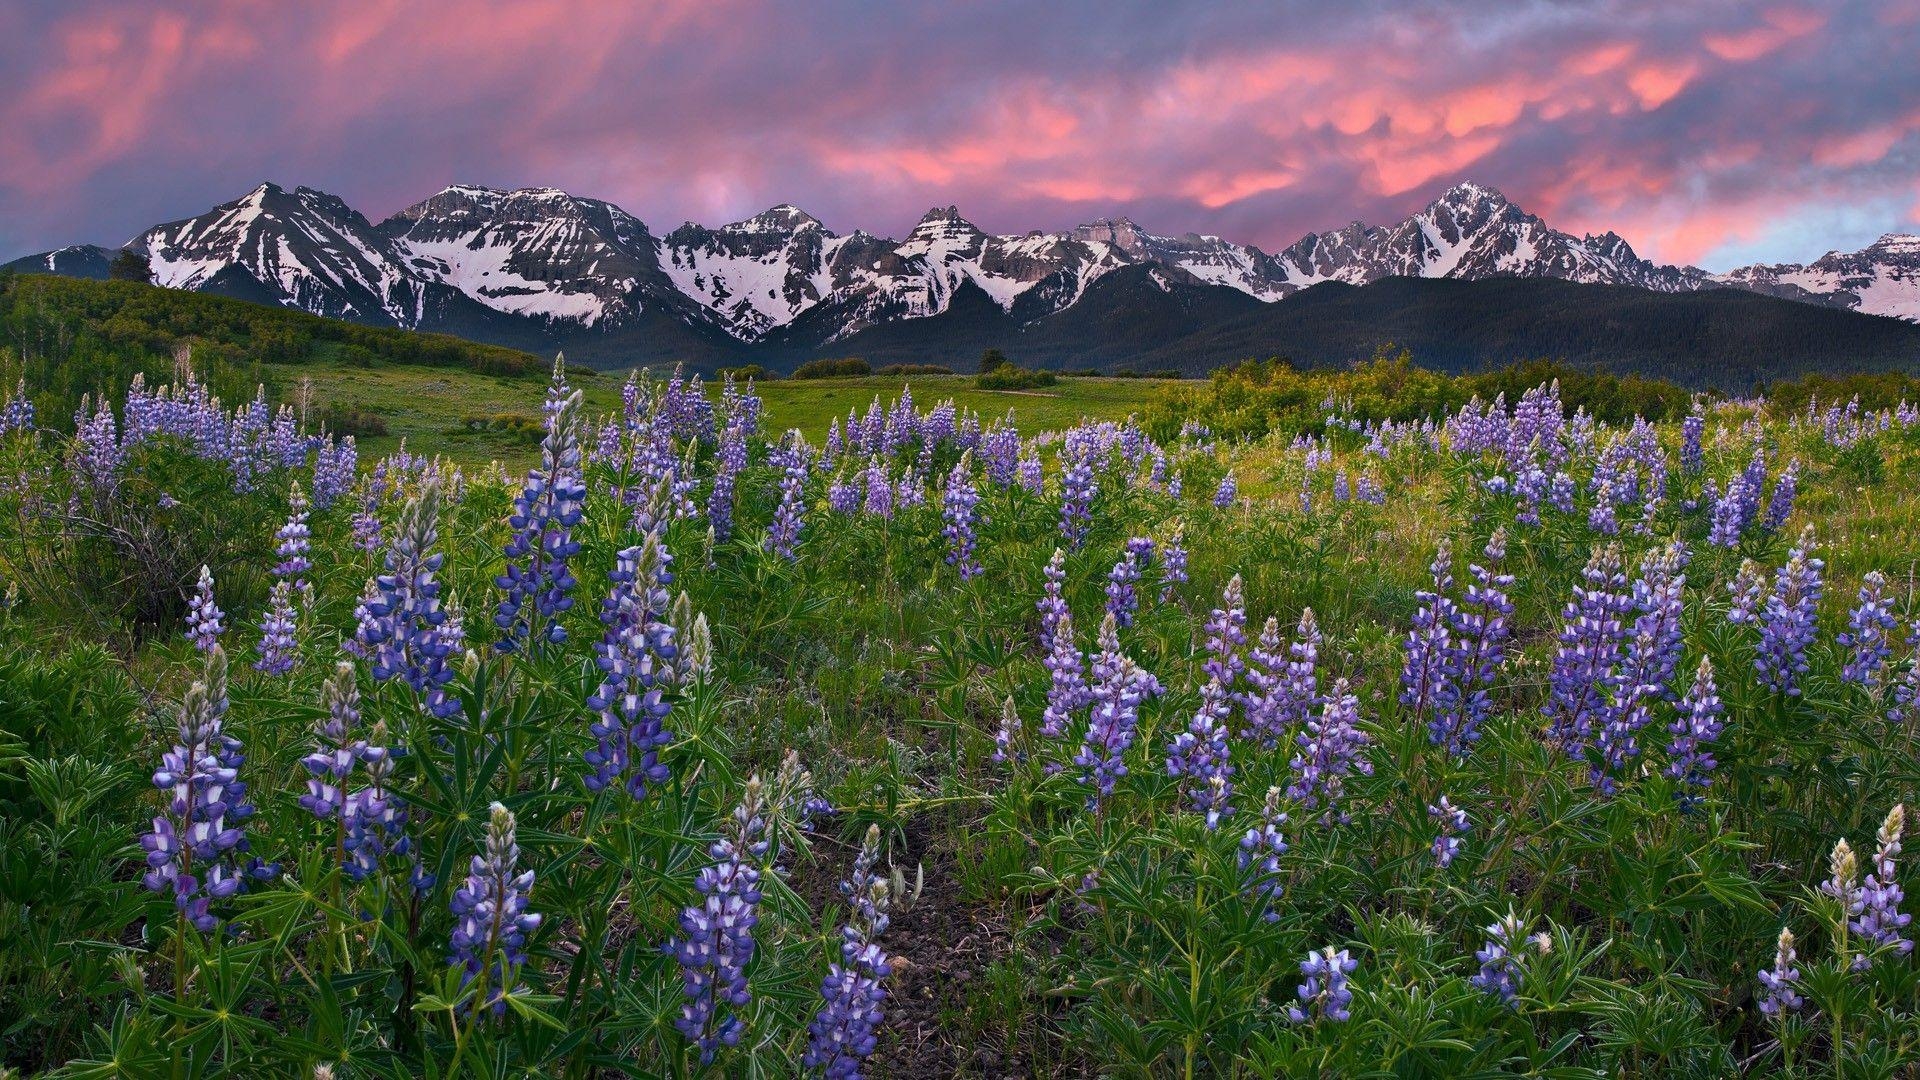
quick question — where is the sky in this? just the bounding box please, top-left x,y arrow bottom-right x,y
2,1 -> 1918,272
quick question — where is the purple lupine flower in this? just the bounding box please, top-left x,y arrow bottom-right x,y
1238,786 -> 1287,921
1429,796 -> 1468,869
1059,450 -> 1097,549
1587,476 -> 1619,536
862,456 -> 892,520
1159,526 -> 1188,602
356,478 -> 460,718
1680,400 -> 1706,474
1213,470 -> 1237,509
1038,610 -> 1090,740
827,469 -> 860,515
1891,624 -> 1920,726
1470,911 -> 1532,1003
344,717 -> 428,892
1762,459 -> 1799,533
350,494 -> 383,554
1036,547 -> 1071,653
1287,678 -> 1372,822
670,777 -> 769,1062
1403,542 -> 1457,732
1433,531 -> 1513,757
1241,616 -> 1287,747
1727,559 -> 1767,625
1202,574 -> 1248,694
1594,543 -> 1688,792
1664,657 -> 1725,803
804,824 -> 893,1078
1245,609 -> 1321,749
139,647 -> 272,933
893,464 -> 925,510
1756,529 -> 1823,697
312,436 -> 357,509
766,440 -> 811,560
1757,928 -> 1803,1017
1018,452 -> 1043,494
273,482 -> 312,588
1166,676 -> 1234,828
0,379 -> 33,434
1104,550 -> 1142,628
254,581 -> 299,676
1851,805 -> 1912,970
494,386 -> 587,652
1839,570 -> 1898,692
1074,614 -> 1159,810
448,803 -> 541,1017
1821,839 -> 1863,928
1287,947 -> 1357,1024
585,534 -> 679,800
941,455 -> 982,581
1709,446 -> 1767,548
707,422 -> 748,543
299,662 -> 359,821
1543,544 -> 1632,758
185,565 -> 224,653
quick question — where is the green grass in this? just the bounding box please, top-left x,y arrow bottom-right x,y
289,364 -> 1175,464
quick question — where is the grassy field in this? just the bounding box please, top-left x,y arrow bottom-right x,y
286,363 -> 1177,465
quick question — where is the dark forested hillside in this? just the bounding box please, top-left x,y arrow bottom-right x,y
6,268 -> 1919,406
1123,277 -> 1920,386
770,273 -> 1920,389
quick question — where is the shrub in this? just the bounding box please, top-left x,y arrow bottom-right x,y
976,365 -> 1058,390
793,357 -> 873,379
876,363 -> 954,376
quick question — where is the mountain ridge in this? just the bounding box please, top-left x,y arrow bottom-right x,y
8,179 -> 1919,372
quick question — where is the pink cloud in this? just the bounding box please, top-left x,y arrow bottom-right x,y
0,1 -> 1915,271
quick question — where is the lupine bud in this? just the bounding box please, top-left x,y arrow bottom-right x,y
1757,928 -> 1803,1016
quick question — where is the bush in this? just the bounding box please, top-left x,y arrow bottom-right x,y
793,357 -> 872,379
718,364 -> 770,381
979,348 -> 1011,374
875,364 -> 954,376
976,365 -> 1059,390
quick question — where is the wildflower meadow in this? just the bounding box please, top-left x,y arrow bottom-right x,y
1,359 -> 1918,1077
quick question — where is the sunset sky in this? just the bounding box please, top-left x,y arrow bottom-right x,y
3,1 -> 1918,271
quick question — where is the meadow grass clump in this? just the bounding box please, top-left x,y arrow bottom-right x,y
1,361 -> 1919,1076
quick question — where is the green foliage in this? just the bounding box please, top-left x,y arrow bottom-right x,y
1145,346 -> 1691,441
978,347 -> 1010,375
792,357 -> 873,379
105,250 -> 152,284
976,365 -> 1059,390
875,363 -> 954,376
0,273 -> 541,429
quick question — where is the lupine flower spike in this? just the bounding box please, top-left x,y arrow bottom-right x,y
448,803 -> 541,1016
1287,946 -> 1357,1024
804,824 -> 893,1077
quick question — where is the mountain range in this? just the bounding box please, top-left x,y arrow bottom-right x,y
8,180 -> 1920,377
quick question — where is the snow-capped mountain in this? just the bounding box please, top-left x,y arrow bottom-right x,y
9,179 -> 1920,366
135,183 -> 423,324
1269,181 -> 1705,293
1710,232 -> 1920,321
